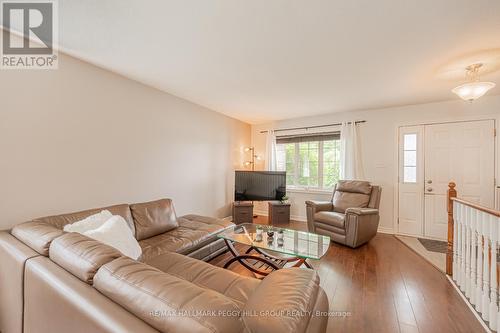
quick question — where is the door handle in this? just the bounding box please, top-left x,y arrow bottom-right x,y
427,180 -> 432,184
426,187 -> 433,192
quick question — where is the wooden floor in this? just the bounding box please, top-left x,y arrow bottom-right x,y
209,217 -> 484,333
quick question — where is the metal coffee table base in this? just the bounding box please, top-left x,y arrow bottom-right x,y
222,239 -> 312,277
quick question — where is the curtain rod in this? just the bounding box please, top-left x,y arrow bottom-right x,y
259,120 -> 366,134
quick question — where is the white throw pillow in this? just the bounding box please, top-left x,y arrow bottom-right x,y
82,215 -> 142,260
63,210 -> 113,233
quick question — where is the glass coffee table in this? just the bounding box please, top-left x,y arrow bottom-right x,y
217,223 -> 330,277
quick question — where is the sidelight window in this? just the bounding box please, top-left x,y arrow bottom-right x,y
403,134 -> 417,183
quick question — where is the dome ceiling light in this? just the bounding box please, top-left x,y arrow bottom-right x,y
452,63 -> 496,102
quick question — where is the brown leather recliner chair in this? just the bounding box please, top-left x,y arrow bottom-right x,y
306,180 -> 382,248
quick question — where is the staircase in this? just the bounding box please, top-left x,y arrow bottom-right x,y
447,182 -> 500,331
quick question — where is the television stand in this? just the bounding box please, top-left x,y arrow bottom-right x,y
232,201 -> 254,225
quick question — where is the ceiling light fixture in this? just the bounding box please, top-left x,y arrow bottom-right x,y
452,63 -> 495,102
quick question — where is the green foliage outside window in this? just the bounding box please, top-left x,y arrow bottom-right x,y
278,139 -> 340,190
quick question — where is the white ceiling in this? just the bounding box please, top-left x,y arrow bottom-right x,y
4,0 -> 500,123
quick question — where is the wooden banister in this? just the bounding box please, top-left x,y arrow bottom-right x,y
451,197 -> 500,218
447,182 -> 457,275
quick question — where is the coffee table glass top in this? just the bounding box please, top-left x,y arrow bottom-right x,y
217,223 -> 330,260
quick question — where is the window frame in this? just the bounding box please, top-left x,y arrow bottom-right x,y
276,138 -> 340,192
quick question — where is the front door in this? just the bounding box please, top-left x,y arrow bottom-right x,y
398,120 -> 495,240
423,120 -> 495,239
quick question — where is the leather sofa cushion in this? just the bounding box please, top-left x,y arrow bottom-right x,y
336,180 -> 372,194
314,211 -> 345,229
49,233 -> 122,284
139,215 -> 233,261
179,214 -> 233,230
24,256 -> 160,333
177,215 -> 233,251
146,252 -> 260,308
139,229 -> 194,260
93,257 -> 244,333
131,199 -> 178,241
242,268 -> 321,333
11,221 -> 64,256
31,204 -> 135,235
332,191 -> 370,213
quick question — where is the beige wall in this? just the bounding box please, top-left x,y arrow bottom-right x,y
0,53 -> 251,229
252,95 -> 500,232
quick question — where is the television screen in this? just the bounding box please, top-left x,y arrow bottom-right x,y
235,171 -> 286,201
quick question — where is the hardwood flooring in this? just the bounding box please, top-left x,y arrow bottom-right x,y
209,216 -> 485,333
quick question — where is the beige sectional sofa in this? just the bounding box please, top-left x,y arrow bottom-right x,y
0,198 -> 329,333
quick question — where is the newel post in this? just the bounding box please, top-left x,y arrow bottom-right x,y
447,182 -> 457,275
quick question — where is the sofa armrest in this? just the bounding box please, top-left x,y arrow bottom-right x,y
242,268 -> 327,333
345,207 -> 379,216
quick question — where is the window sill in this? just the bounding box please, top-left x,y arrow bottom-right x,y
286,187 -> 332,195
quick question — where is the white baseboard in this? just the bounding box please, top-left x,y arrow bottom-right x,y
377,226 -> 394,234
395,231 -> 446,242
290,215 -> 307,222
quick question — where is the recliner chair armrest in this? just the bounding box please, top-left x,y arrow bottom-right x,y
344,208 -> 380,248
305,201 -> 333,233
345,207 -> 379,216
305,201 -> 333,213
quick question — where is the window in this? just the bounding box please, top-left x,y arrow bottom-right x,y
276,133 -> 341,190
403,133 -> 417,183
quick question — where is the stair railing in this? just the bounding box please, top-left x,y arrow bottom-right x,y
447,181 -> 500,331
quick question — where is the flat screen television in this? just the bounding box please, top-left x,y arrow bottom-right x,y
235,171 -> 286,201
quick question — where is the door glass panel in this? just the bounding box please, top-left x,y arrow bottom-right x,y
404,134 -> 417,150
403,167 -> 417,183
404,151 -> 416,166
402,133 -> 418,183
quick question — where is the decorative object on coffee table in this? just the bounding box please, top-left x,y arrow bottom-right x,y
232,201 -> 253,224
218,223 -> 330,277
268,201 -> 290,225
266,226 -> 275,238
